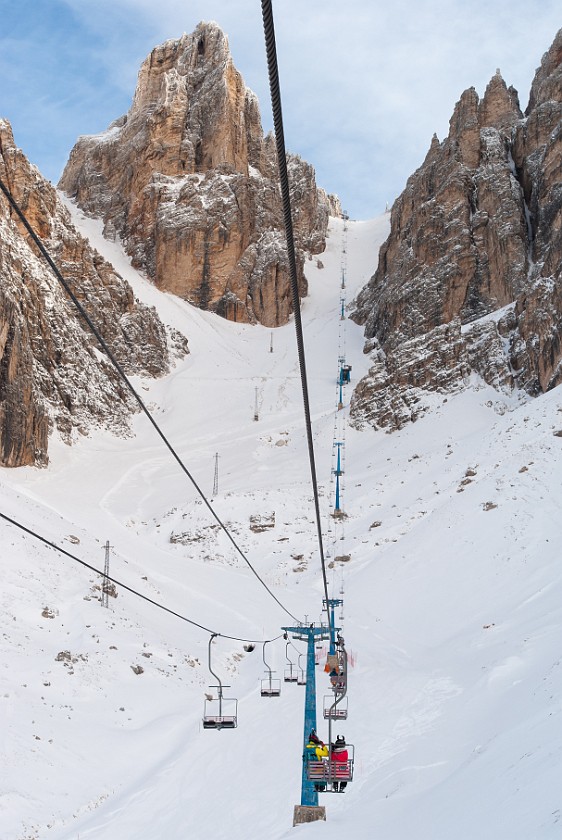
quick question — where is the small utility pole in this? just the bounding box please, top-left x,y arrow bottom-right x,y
270,331 -> 274,353
101,541 -> 111,608
253,386 -> 259,421
213,452 -> 219,497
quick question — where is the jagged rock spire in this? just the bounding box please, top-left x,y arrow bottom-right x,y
60,22 -> 333,327
351,29 -> 562,431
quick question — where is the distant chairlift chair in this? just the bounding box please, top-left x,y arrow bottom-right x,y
260,640 -> 281,697
341,364 -> 352,384
284,641 -> 298,683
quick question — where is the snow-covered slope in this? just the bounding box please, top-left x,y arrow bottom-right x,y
2,209 -> 562,840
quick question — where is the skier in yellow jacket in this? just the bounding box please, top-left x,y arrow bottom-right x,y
305,731 -> 328,791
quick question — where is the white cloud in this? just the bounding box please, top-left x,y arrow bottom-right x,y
2,0 -> 560,217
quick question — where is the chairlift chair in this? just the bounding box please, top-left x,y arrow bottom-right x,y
261,675 -> 281,696
284,642 -> 298,682
332,673 -> 346,694
203,694 -> 238,730
260,640 -> 281,697
202,634 -> 237,730
306,743 -> 355,790
323,694 -> 348,720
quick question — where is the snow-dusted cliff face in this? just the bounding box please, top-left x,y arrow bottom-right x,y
0,120 -> 180,468
60,22 -> 336,327
351,29 -> 562,431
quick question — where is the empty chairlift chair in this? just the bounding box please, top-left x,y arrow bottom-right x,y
323,693 -> 348,720
284,641 -> 298,683
202,634 -> 238,730
260,640 -> 281,697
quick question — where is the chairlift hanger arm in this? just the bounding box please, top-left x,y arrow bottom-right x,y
260,0 -> 333,638
262,639 -> 273,673
207,633 -> 223,694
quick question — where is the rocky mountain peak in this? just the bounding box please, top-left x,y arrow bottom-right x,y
447,86 -> 481,168
478,71 -> 522,132
526,27 -> 562,113
351,30 -> 562,432
0,120 -> 178,467
126,22 -> 261,178
60,22 -> 334,327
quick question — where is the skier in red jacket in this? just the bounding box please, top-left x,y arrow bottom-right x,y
330,735 -> 349,792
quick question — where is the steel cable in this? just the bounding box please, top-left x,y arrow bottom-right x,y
0,174 -> 301,624
0,509 -> 283,645
260,0 -> 332,634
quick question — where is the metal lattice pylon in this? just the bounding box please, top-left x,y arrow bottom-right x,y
213,452 -> 219,497
101,540 -> 111,608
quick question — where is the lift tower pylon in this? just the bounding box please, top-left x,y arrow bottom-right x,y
283,621 -> 337,817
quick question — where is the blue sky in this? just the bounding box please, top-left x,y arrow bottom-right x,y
0,0 -> 560,219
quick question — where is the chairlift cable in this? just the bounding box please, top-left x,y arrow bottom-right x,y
0,509 -> 282,645
260,0 -> 332,634
0,175 -> 301,625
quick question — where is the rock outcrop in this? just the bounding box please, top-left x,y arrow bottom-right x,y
352,29 -> 562,430
0,120 -> 177,467
60,22 -> 334,327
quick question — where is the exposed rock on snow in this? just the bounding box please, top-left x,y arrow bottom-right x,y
352,29 -> 562,431
0,120 -> 176,467
350,320 -> 470,430
59,22 -> 336,327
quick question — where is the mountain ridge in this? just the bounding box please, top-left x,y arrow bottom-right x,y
0,118 -> 181,468
351,28 -> 562,431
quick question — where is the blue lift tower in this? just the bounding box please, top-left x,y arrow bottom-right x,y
284,621 -> 338,825
323,598 -> 344,655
